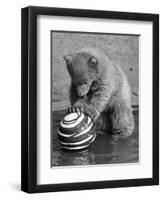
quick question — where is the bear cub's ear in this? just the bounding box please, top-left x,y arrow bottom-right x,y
88,57 -> 98,66
63,55 -> 72,64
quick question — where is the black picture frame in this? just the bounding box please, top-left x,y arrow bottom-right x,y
21,6 -> 159,193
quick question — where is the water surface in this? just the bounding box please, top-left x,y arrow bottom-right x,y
51,109 -> 139,166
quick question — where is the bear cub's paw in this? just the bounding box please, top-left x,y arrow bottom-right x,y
68,101 -> 99,123
68,101 -> 85,114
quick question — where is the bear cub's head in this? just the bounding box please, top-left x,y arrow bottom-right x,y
64,51 -> 100,97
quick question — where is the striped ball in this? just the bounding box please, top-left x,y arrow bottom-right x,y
58,112 -> 96,150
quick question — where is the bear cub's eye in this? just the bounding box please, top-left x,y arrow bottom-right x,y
88,57 -> 98,66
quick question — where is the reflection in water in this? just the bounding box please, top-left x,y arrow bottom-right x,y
51,109 -> 139,166
52,149 -> 95,166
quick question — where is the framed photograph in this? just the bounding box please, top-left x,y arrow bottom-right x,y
21,6 -> 159,193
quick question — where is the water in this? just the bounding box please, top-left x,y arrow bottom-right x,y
51,109 -> 139,166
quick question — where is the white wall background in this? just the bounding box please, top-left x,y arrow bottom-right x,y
0,0 -> 162,199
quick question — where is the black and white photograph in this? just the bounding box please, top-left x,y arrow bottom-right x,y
21,6 -> 159,193
51,31 -> 139,167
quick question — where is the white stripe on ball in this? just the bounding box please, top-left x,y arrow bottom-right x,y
59,134 -> 94,146
62,144 -> 90,150
62,134 -> 96,150
58,117 -> 92,138
60,112 -> 84,128
64,112 -> 79,121
73,121 -> 93,138
58,130 -> 74,138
